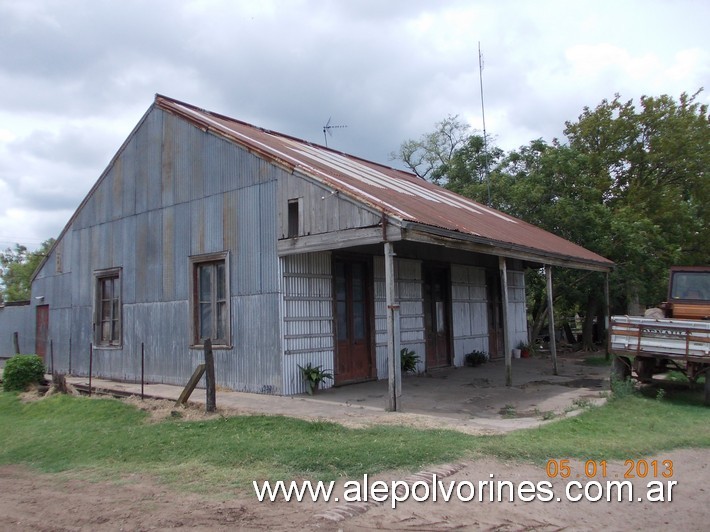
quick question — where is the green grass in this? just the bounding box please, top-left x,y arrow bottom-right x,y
583,355 -> 612,366
479,393 -> 710,463
664,370 -> 706,384
1,390 -> 708,493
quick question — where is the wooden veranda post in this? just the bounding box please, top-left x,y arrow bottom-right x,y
385,242 -> 401,411
545,265 -> 558,376
499,257 -> 512,386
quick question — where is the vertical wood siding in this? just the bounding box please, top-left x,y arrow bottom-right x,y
277,173 -> 381,238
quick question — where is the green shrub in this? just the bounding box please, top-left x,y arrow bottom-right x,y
3,354 -> 46,392
610,375 -> 636,399
400,348 -> 420,373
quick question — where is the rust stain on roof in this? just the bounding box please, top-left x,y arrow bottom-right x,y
156,95 -> 612,269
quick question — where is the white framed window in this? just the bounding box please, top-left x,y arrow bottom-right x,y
190,252 -> 231,347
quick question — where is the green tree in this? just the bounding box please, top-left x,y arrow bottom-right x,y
562,90 -> 709,308
0,239 -> 55,302
394,90 -> 709,349
391,115 -> 472,183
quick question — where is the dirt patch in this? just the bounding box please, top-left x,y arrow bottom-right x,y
1,448 -> 707,531
122,395 -> 235,423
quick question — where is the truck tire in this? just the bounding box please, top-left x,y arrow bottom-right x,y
635,357 -> 655,383
611,356 -> 631,382
704,370 -> 710,407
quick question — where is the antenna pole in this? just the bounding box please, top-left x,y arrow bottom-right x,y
478,41 -> 491,206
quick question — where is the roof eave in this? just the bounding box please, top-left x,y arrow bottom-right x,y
402,221 -> 614,272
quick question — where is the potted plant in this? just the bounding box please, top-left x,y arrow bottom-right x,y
518,341 -> 531,358
400,347 -> 420,374
464,350 -> 489,367
297,363 -> 333,395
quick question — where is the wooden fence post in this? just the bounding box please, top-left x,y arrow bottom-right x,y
205,339 -> 216,413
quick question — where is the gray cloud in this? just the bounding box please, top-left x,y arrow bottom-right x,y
0,0 -> 707,248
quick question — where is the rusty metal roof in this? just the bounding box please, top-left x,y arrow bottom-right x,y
156,95 -> 612,270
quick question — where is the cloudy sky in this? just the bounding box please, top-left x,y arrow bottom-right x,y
1,0 -> 708,250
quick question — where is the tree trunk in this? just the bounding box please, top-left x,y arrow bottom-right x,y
529,302 -> 548,345
581,295 -> 599,351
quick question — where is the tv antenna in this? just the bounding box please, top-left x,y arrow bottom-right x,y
478,41 -> 491,206
322,117 -> 347,147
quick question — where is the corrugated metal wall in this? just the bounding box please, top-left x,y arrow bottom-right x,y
0,304 -> 35,357
29,106 -> 284,393
507,270 -> 528,348
451,264 -> 489,364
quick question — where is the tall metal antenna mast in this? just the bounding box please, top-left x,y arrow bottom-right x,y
478,41 -> 491,206
322,117 -> 347,148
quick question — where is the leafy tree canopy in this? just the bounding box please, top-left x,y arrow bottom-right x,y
395,90 -> 709,347
0,239 -> 55,303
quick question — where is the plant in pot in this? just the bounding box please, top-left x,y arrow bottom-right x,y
297,363 -> 333,395
464,350 -> 489,367
400,347 -> 420,374
517,341 -> 531,358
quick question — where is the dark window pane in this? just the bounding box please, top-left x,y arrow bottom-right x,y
217,301 -> 227,340
352,270 -> 364,301
101,321 -> 111,342
288,200 -> 299,238
337,301 -> 348,340
199,265 -> 212,301
353,301 -> 365,340
112,319 -> 120,343
104,278 -> 113,300
335,263 -> 346,301
200,302 -> 212,339
216,262 -> 226,300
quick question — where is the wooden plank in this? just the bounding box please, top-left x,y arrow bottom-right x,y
176,363 -> 206,406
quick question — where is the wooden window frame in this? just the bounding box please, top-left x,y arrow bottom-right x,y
189,251 -> 231,349
93,267 -> 122,348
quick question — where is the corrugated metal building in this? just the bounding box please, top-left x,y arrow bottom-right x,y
21,95 -> 612,395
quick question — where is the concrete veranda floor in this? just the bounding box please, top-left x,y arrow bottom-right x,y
62,351 -> 610,435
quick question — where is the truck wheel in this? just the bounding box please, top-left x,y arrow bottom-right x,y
704,370 -> 710,407
611,356 -> 631,382
635,357 -> 655,383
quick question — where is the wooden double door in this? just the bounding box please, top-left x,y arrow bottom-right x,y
423,264 -> 452,369
334,257 -> 374,384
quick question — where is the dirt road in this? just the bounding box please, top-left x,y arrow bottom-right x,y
2,448 -> 707,531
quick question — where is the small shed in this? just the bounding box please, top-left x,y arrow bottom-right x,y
22,95 -> 612,399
